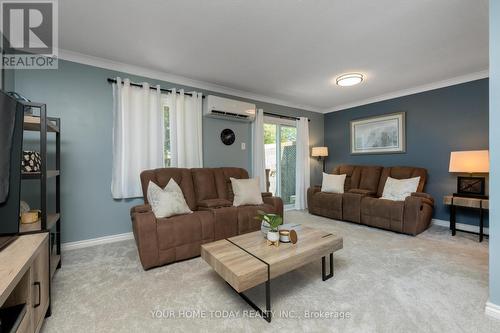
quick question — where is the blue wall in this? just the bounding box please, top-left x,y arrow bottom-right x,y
3,69 -> 15,91
324,79 -> 489,225
489,0 -> 500,307
13,59 -> 324,243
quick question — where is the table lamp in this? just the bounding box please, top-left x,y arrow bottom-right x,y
312,147 -> 328,172
449,150 -> 489,198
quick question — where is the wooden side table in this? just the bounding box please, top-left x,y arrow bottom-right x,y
443,195 -> 489,242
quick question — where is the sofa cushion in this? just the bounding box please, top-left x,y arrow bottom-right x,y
309,192 -> 342,220
199,206 -> 239,240
377,167 -> 427,196
230,177 -> 264,206
361,197 -> 405,232
191,168 -> 218,202
214,167 -> 250,201
332,165 -> 360,192
322,173 -> 346,193
197,198 -> 232,208
332,165 -> 382,193
147,180 -> 192,218
358,166 -> 383,193
156,210 -> 214,250
140,168 -> 197,211
342,192 -> 362,223
381,177 -> 420,201
348,189 -> 376,195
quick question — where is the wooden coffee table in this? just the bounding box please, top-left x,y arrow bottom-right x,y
201,226 -> 343,322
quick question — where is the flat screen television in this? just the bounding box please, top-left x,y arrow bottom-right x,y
0,90 -> 23,250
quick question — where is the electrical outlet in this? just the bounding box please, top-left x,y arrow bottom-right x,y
241,142 -> 246,150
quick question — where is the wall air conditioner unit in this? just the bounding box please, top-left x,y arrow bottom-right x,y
203,95 -> 256,122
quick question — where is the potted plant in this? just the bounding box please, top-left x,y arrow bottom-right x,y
255,210 -> 283,242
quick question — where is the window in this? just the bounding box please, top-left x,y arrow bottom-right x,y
163,105 -> 171,166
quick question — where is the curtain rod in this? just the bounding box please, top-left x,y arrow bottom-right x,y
264,111 -> 310,122
108,78 -> 310,121
107,78 -> 204,98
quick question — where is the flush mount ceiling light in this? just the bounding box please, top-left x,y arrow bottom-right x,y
336,73 -> 364,87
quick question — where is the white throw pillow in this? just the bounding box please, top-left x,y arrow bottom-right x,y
230,177 -> 264,206
321,173 -> 346,193
381,176 -> 420,201
147,179 -> 192,218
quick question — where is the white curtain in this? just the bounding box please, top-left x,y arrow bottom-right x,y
252,108 -> 266,191
111,78 -> 164,199
166,89 -> 203,168
295,117 -> 310,209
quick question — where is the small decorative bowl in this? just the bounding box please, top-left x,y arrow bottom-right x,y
279,230 -> 290,243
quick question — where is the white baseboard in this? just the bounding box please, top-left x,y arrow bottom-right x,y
59,217 -> 483,251
62,232 -> 134,251
432,218 -> 489,235
485,301 -> 500,321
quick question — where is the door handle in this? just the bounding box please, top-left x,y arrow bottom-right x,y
33,281 -> 41,308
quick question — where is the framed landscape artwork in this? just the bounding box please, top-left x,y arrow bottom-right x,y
350,112 -> 406,154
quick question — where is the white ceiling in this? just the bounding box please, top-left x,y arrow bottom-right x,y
59,0 -> 489,113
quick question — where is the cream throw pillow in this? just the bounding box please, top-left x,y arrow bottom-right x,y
381,176 -> 420,201
230,177 -> 264,206
147,179 -> 192,218
321,173 -> 346,193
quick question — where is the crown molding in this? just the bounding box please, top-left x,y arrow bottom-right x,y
323,70 -> 489,113
57,49 -> 323,113
58,50 -> 488,115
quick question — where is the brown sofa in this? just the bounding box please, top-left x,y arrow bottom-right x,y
130,167 -> 283,269
307,165 -> 434,235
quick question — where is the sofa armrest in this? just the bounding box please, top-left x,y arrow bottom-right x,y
411,192 -> 434,205
263,196 -> 284,216
307,186 -> 321,198
403,194 -> 434,235
130,205 -> 159,270
198,199 -> 232,209
130,204 -> 152,214
307,186 -> 322,213
261,192 -> 273,197
348,189 -> 376,196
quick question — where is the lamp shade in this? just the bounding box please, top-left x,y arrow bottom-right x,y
312,147 -> 328,157
449,150 -> 489,173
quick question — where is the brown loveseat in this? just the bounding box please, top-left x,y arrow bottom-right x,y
130,167 -> 283,269
307,165 -> 434,235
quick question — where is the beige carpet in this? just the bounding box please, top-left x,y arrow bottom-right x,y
42,211 -> 500,333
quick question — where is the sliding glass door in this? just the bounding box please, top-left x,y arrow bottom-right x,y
264,117 -> 297,207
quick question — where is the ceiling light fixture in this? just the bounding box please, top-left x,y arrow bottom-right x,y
336,73 -> 364,87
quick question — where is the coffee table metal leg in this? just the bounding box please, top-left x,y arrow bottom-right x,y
265,278 -> 271,321
322,253 -> 334,281
229,265 -> 272,323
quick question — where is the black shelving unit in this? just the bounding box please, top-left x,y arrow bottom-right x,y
19,101 -> 62,280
